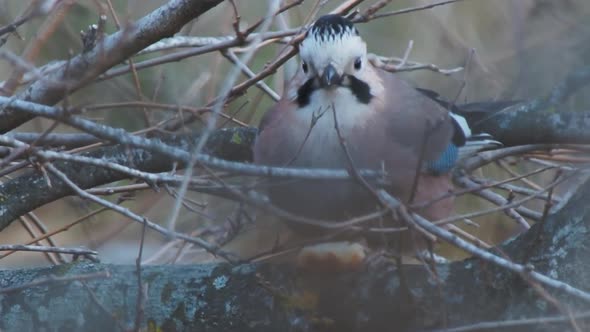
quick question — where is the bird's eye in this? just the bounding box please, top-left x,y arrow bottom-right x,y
302,62 -> 308,73
354,57 -> 362,70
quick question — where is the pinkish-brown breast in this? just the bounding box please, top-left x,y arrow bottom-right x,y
253,68 -> 455,230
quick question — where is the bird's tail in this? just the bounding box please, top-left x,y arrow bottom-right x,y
425,119 -> 501,174
458,133 -> 503,160
449,111 -> 502,159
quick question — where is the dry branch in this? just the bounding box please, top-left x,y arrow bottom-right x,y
0,127 -> 255,230
0,1 -> 590,331
0,0 -> 223,133
1,175 -> 590,331
459,66 -> 590,146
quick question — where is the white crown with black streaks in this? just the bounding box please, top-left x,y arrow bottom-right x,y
299,15 -> 367,74
307,15 -> 359,42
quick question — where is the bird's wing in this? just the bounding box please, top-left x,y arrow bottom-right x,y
255,69 -> 307,167
258,69 -> 307,135
374,68 -> 455,170
255,97 -> 297,167
258,98 -> 289,135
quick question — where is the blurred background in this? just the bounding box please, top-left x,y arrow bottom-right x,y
0,0 -> 589,267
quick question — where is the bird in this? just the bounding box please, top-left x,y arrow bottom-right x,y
252,14 -> 498,262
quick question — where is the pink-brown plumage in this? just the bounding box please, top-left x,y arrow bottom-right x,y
254,68 -> 455,234
253,15 -> 456,253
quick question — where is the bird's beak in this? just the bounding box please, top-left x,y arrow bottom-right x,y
320,64 -> 341,88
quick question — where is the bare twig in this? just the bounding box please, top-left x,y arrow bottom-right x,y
0,208 -> 108,260
0,244 -> 97,256
0,0 -> 224,133
221,50 -> 280,101
358,0 -> 471,21
378,189 -> 590,303
455,176 -> 530,230
44,163 -> 235,262
368,53 -> 463,75
431,311 -> 590,332
0,103 -> 386,181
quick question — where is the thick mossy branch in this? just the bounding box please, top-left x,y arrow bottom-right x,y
462,100 -> 590,146
1,177 -> 590,331
459,66 -> 590,146
0,128 -> 256,230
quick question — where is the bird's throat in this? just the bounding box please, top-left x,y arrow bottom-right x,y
296,76 -> 373,107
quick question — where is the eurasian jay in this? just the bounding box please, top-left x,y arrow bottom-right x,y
253,14 -> 494,258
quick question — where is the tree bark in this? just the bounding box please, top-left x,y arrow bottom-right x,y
459,66 -> 590,146
1,176 -> 589,332
0,0 -> 223,133
0,128 -> 256,231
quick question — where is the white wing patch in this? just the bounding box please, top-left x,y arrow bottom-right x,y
449,112 -> 472,138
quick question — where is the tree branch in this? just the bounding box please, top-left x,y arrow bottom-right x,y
2,176 -> 590,331
0,0 -> 223,133
0,128 -> 255,231
459,66 -> 590,146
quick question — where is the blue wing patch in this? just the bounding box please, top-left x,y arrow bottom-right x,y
426,143 -> 458,175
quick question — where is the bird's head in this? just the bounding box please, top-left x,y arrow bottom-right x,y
299,15 -> 369,90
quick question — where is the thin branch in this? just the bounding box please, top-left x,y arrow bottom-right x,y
0,101 -> 385,181
434,170 -> 576,226
0,0 -> 224,133
0,244 -> 97,256
368,54 -> 463,76
455,176 -> 530,230
221,50 -> 280,101
0,208 -> 108,260
378,189 -> 590,303
44,163 -> 235,262
431,311 -> 590,332
358,0 -> 471,21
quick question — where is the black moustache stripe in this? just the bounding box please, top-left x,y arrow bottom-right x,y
296,79 -> 317,107
296,76 -> 373,107
346,75 -> 373,104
